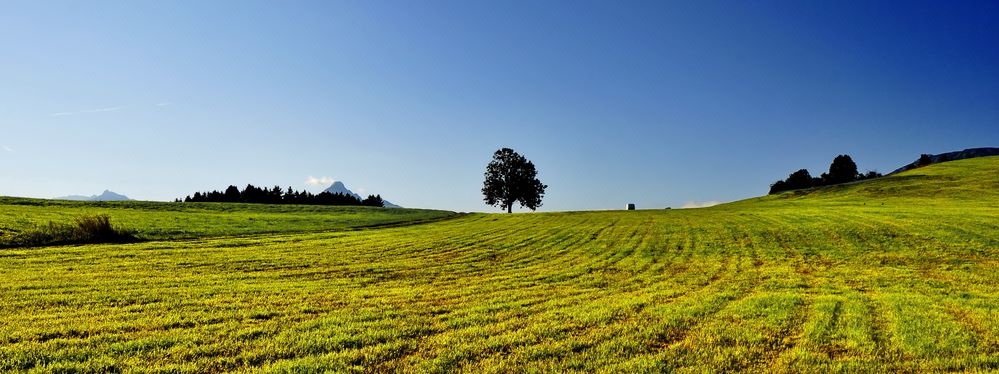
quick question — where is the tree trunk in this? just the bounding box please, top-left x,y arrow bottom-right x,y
507,204 -> 512,214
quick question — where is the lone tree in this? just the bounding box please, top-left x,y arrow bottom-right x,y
482,148 -> 547,213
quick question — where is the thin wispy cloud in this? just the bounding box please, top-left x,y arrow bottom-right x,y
681,200 -> 721,209
155,102 -> 173,107
50,106 -> 123,117
82,107 -> 122,113
2,145 -> 13,153
306,176 -> 335,187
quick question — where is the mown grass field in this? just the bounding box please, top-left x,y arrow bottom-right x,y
1,157 -> 997,372
0,198 -> 456,245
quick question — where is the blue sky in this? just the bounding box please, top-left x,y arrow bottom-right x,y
1,1 -> 997,212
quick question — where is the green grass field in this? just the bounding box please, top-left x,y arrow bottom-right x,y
0,198 -> 456,245
1,157 -> 997,372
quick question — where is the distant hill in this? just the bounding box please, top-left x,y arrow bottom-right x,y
751,155 -> 999,204
323,181 -> 401,208
890,147 -> 999,174
55,190 -> 131,201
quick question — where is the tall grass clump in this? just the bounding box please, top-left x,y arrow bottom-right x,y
1,214 -> 138,248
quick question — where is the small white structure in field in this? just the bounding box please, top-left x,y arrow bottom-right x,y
626,203 -> 636,210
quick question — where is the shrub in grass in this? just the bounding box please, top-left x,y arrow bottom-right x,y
1,214 -> 138,248
74,214 -> 119,240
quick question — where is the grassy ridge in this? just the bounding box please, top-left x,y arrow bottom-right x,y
0,157 -> 996,372
0,198 -> 456,244
752,155 -> 999,204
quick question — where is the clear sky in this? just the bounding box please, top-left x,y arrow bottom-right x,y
2,1 -> 997,212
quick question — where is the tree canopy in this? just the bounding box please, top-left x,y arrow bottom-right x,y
917,154 -> 934,167
482,148 -> 547,213
180,184 -> 384,207
769,154 -> 881,194
824,155 -> 859,185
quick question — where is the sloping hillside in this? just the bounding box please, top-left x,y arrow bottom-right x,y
0,157 -> 996,372
891,147 -> 999,174
746,155 -> 999,204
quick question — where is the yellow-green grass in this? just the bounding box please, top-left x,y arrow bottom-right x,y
0,198 -> 456,245
1,157 -> 997,372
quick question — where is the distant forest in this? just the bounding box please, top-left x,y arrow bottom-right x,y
177,184 -> 384,207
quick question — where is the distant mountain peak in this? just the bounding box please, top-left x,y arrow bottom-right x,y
322,180 -> 401,208
55,190 -> 130,201
323,181 -> 360,199
96,190 -> 129,200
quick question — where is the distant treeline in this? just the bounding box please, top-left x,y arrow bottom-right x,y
177,184 -> 384,207
769,155 -> 882,194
